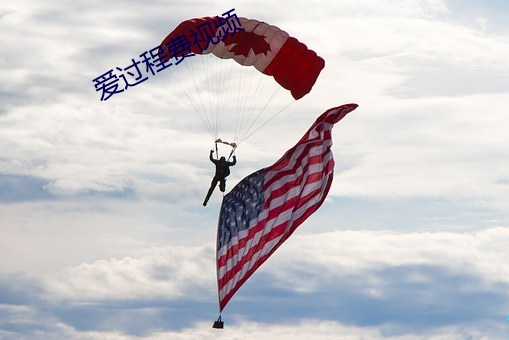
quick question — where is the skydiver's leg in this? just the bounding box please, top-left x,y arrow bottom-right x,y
203,178 -> 219,206
219,178 -> 226,192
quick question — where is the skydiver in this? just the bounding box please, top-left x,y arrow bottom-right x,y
203,149 -> 237,206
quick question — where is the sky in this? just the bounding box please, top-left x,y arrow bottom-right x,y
1,0 -> 508,339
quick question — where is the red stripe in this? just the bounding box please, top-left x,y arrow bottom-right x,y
290,174 -> 334,232
266,152 -> 328,191
267,154 -> 332,201
265,131 -> 322,172
217,197 -> 294,271
265,138 -> 332,188
219,243 -> 278,310
217,218 -> 267,267
218,220 -> 289,287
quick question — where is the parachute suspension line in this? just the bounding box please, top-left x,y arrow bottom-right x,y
184,58 -> 211,129
168,60 -> 215,140
242,81 -> 282,136
233,74 -> 291,146
234,64 -> 245,144
236,72 -> 274,142
196,56 -> 208,137
199,55 -> 218,141
236,67 -> 306,143
232,65 -> 275,146
206,55 -> 216,139
204,55 -> 219,140
213,56 -> 222,140
214,57 -> 234,142
185,57 -> 217,141
238,66 -> 254,139
236,66 -> 261,143
240,99 -> 295,144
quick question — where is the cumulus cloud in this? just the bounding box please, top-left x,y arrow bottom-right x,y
268,227 -> 509,289
330,93 -> 509,211
1,227 -> 498,338
1,233 -> 508,339
28,206 -> 508,316
31,319 -> 504,340
44,245 -> 216,302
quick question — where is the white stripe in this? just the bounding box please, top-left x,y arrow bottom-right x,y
265,151 -> 333,195
218,223 -> 267,280
217,226 -> 251,260
219,233 -> 284,298
263,146 -> 328,187
264,126 -> 333,183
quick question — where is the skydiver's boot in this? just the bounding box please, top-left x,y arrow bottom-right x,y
203,183 -> 216,206
203,190 -> 212,206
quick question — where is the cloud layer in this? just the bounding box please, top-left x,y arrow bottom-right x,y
1,228 -> 508,338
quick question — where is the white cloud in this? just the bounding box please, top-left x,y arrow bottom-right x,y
330,93 -> 509,210
141,320 -> 502,340
5,317 -> 503,340
36,227 -> 509,319
267,227 -> 509,292
0,200 -> 218,274
44,244 -> 216,302
1,224 -> 508,338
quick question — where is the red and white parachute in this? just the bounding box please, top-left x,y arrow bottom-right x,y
160,16 -> 325,148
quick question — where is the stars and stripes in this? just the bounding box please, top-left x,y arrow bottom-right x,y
216,104 -> 358,312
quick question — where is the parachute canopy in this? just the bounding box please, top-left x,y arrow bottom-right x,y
160,16 -> 325,145
161,17 -> 324,100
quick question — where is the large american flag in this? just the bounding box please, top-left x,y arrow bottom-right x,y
216,103 -> 358,311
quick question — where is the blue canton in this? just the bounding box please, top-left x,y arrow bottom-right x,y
217,170 -> 265,249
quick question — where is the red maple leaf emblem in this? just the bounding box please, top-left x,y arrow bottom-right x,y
223,30 -> 271,57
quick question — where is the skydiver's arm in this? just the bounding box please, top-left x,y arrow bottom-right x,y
229,156 -> 237,166
209,150 -> 215,162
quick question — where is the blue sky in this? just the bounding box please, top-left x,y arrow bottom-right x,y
1,0 -> 509,339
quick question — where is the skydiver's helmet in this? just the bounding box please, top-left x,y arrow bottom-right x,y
220,157 -> 226,162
